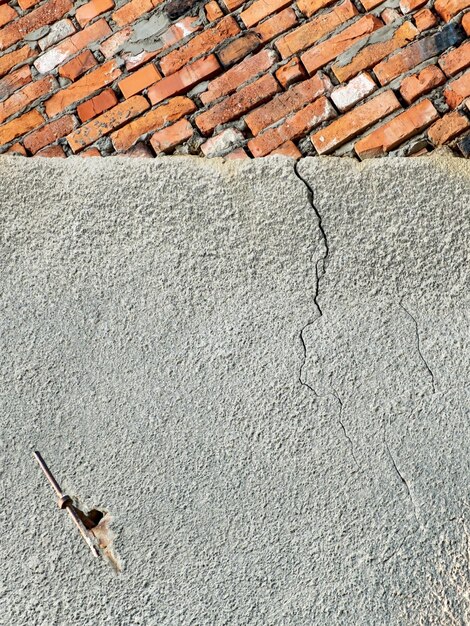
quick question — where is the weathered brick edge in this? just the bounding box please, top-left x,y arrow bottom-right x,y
0,0 -> 469,159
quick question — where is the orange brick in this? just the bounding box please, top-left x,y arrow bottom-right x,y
0,109 -> 44,147
112,0 -> 161,26
76,0 -> 115,27
381,8 -> 400,24
35,19 -> 112,74
463,12 -> 470,36
311,90 -> 400,154
428,111 -> 470,145
253,8 -> 297,43
399,65 -> 446,104
148,55 -> 220,104
77,88 -> 118,122
18,0 -> 40,10
244,73 -> 332,135
99,27 -> 132,59
275,57 -> 307,89
118,142 -> 153,157
6,142 -> 26,155
444,71 -> 470,108
35,145 -> 66,157
224,147 -> 249,159
221,0 -> 243,9
0,0 -> 72,51
160,16 -> 240,76
435,0 -> 470,21
268,140 -> 301,158
205,0 -> 223,21
354,99 -> 439,158
111,96 -> 195,151
399,0 -> 427,13
413,8 -> 437,31
195,73 -> 280,136
80,148 -> 102,157
332,21 -> 418,83
240,0 -> 292,28
301,15 -> 383,75
360,0 -> 383,8
23,114 -> 77,154
0,45 -> 34,78
0,75 -> 56,125
58,50 -> 97,81
67,95 -> 149,152
0,66 -> 31,100
276,0 -> 358,58
218,33 -> 261,67
0,5 -> 17,28
297,0 -> 336,18
201,49 -> 277,105
45,60 -> 122,118
150,118 -> 193,153
119,64 -> 161,98
439,41 -> 470,77
330,72 -> 377,112
248,96 -> 336,156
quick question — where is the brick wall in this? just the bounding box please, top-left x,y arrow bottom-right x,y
0,0 -> 469,158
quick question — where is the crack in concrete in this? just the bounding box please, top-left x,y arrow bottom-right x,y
399,300 -> 436,394
332,389 -> 360,469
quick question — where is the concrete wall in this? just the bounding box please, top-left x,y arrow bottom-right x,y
0,155 -> 469,625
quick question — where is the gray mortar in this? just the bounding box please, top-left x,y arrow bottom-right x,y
0,155 -> 469,625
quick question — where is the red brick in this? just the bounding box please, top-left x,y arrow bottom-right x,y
117,142 -> 153,157
221,0 -> 243,10
275,57 -> 307,89
435,0 -> 470,21
67,95 -> 149,152
6,142 -> 26,155
148,55 -> 220,105
0,75 -> 56,125
276,0 -> 359,58
248,96 -> 336,156
0,66 -> 31,100
463,12 -> 470,36
80,148 -> 102,157
439,41 -> 470,77
201,49 -> 277,105
160,16 -> 240,76
300,15 -> 383,75
35,145 -> 66,157
195,73 -> 280,136
150,118 -> 193,153
76,0 -> 115,27
399,65 -> 446,104
444,71 -> 470,108
330,72 -> 377,112
23,114 -> 77,154
240,0 -> 292,28
354,99 -> 439,158
0,45 -> 34,79
224,147 -> 249,159
332,21 -> 418,83
119,64 -> 161,98
360,0 -> 383,8
0,0 -> 72,51
297,0 -> 336,18
244,73 -> 332,135
311,90 -> 400,154
380,8 -> 400,24
111,96 -> 195,151
35,19 -> 112,74
45,60 -> 122,118
268,140 -> 301,158
77,88 -> 118,122
99,27 -> 132,59
413,8 -> 437,31
253,8 -> 297,43
205,1 -> 223,21
428,111 -> 470,145
58,50 -> 97,81
0,5 -> 17,28
0,109 -> 44,147
218,33 -> 261,67
18,0 -> 40,11
112,0 -> 161,26
399,0 -> 427,13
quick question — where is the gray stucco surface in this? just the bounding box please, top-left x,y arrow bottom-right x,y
0,155 -> 468,625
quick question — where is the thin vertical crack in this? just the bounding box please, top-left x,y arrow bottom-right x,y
399,300 -> 436,393
332,389 -> 360,469
293,162 -> 329,395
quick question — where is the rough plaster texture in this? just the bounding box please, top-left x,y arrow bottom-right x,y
0,155 -> 469,625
